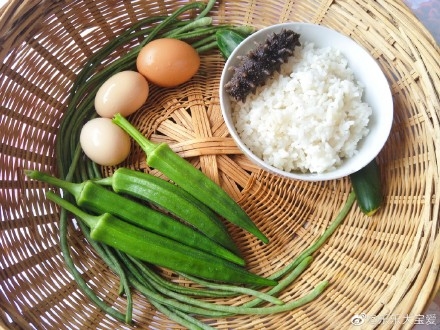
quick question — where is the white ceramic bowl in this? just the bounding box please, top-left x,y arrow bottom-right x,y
219,22 -> 393,181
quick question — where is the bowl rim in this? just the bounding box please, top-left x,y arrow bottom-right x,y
219,22 -> 393,181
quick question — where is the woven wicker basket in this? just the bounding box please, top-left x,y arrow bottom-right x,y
1,0 -> 439,329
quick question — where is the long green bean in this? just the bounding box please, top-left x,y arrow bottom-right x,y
129,273 -> 328,317
128,276 -> 229,318
163,17 -> 213,38
56,0 -> 222,179
58,210 -> 128,322
127,256 -> 238,298
72,16 -> 169,90
54,0 -> 225,324
75,197 -> 213,328
116,251 -> 221,327
118,191 -> 353,318
179,273 -> 285,305
149,300 -> 207,330
241,256 -> 314,308
270,191 -> 356,280
101,247 -> 133,323
78,213 -> 205,328
50,0 -> 356,327
55,146 -> 127,322
82,224 -> 133,322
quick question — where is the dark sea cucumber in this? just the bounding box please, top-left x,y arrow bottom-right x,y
224,29 -> 301,103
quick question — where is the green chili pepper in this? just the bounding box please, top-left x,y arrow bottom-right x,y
45,190 -> 277,286
24,170 -> 244,266
112,113 -> 269,244
216,29 -> 247,59
96,167 -> 240,255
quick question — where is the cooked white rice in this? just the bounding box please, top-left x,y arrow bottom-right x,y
231,41 -> 372,174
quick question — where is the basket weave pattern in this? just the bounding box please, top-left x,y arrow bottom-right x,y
1,0 -> 440,329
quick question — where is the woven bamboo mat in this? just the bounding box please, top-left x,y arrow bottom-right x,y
1,0 -> 440,329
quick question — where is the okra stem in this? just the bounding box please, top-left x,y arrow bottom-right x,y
112,114 -> 269,244
46,191 -> 98,229
113,113 -> 158,154
25,169 -> 83,196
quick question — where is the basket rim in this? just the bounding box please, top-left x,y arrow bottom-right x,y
1,0 -> 440,329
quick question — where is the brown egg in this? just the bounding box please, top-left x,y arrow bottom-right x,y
94,70 -> 149,118
136,38 -> 200,87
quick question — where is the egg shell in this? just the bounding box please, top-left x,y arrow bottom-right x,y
94,70 -> 149,118
136,38 -> 200,87
80,117 -> 131,166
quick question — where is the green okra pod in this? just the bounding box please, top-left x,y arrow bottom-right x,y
24,169 -> 244,265
112,113 -> 269,244
45,191 -> 277,287
96,167 -> 240,255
